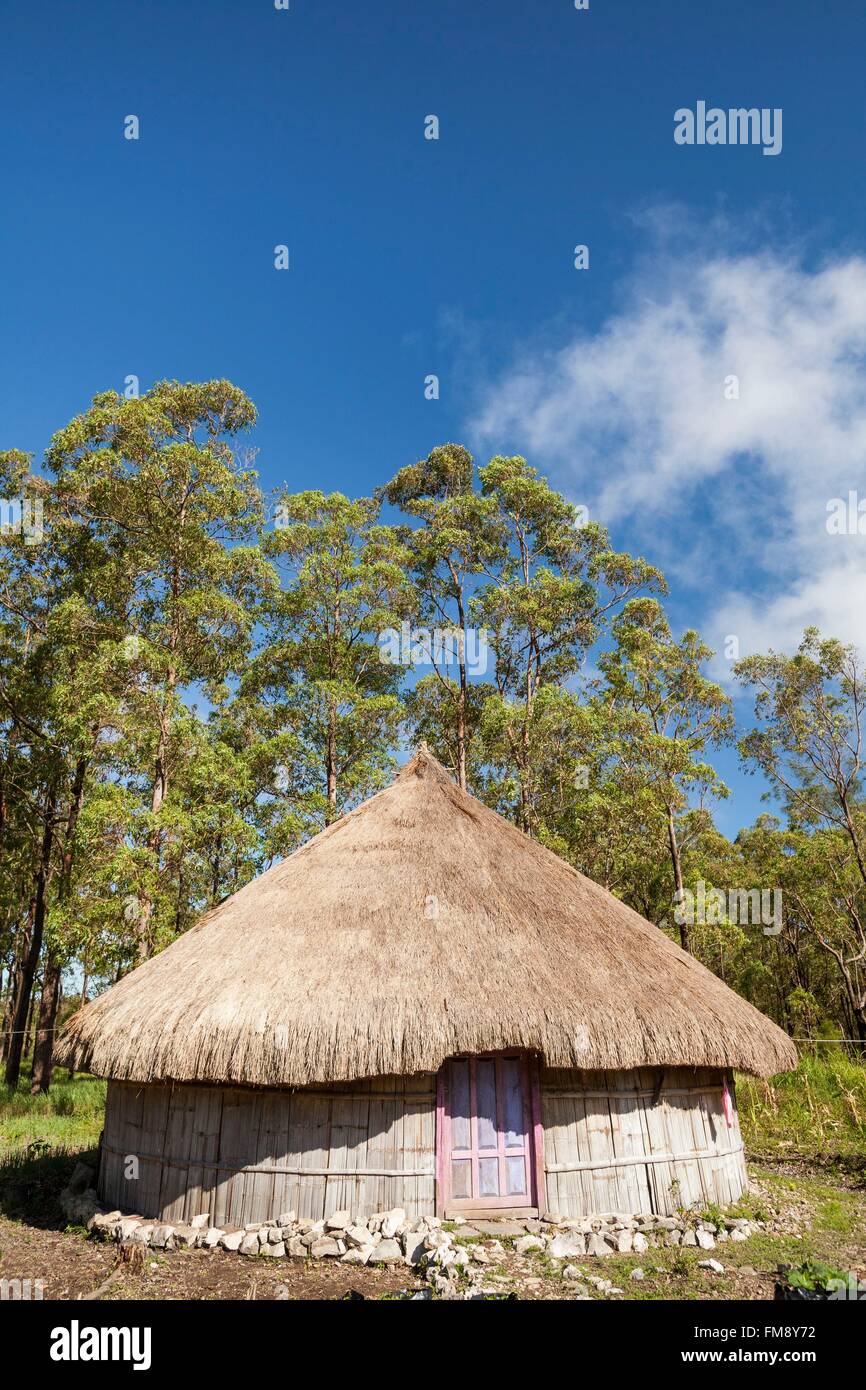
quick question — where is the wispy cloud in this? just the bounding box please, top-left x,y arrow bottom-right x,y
469,218 -> 866,663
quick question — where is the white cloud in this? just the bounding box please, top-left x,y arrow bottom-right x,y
469,237 -> 866,660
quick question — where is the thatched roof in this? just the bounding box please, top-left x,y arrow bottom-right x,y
56,747 -> 797,1085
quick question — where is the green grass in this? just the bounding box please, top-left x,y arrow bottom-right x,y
0,1069 -> 105,1157
738,1049 -> 866,1163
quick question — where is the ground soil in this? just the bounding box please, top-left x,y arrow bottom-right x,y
0,1158 -> 862,1301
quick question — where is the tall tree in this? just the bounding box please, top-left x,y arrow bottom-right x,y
47,381 -> 267,959
737,629 -> 866,1041
381,445 -> 502,789
476,456 -> 664,831
253,490 -> 414,829
596,598 -> 734,951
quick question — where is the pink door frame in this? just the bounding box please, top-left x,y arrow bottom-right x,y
435,1050 -> 545,1218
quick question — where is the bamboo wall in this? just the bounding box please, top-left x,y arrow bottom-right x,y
99,1063 -> 748,1224
99,1074 -> 437,1225
539,1065 -> 748,1217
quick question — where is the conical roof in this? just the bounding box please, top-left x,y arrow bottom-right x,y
56,747 -> 797,1085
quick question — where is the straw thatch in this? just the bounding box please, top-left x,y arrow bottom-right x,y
56,747 -> 797,1085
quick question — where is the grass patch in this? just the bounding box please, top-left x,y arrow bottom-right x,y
0,1069 -> 104,1227
0,1069 -> 105,1156
738,1050 -> 866,1164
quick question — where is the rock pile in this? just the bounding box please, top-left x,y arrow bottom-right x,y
60,1161 -> 774,1282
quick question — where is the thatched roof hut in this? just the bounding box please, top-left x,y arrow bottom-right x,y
57,747 -> 796,1225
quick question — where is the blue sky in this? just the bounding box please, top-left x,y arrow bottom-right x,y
5,0 -> 866,835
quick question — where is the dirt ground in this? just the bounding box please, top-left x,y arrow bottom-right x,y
0,1159 -> 863,1301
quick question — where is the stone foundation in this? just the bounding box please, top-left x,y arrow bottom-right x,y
62,1158 -> 761,1273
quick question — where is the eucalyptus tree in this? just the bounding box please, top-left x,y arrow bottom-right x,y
46,380 -> 268,960
736,629 -> 866,1042
254,490 -> 415,830
0,447 -> 129,1086
475,456 -> 665,832
596,598 -> 734,952
380,444 -> 503,789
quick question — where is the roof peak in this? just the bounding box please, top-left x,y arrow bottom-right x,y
397,743 -> 455,785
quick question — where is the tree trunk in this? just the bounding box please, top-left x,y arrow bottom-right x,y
0,953 -> 18,1064
4,802 -> 55,1087
455,599 -> 468,792
666,803 -> 690,953
30,955 -> 61,1094
29,753 -> 89,1088
326,707 -> 338,817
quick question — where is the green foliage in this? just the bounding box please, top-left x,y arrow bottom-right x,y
781,1258 -> 848,1292
0,1071 -> 105,1154
4,397 -> 866,1091
738,1051 -> 866,1159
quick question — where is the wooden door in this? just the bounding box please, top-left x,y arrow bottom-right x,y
438,1052 -> 537,1215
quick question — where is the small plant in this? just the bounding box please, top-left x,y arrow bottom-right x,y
780,1258 -> 848,1294
698,1201 -> 725,1229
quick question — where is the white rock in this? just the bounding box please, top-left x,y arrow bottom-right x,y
632,1232 -> 649,1253
696,1230 -> 715,1250
549,1232 -> 585,1259
310,1237 -> 341,1258
266,1227 -> 285,1245
380,1208 -> 406,1240
264,1241 -> 286,1257
203,1228 -> 224,1248
220,1230 -> 245,1252
561,1264 -> 583,1280
345,1223 -> 374,1248
698,1258 -> 725,1274
369,1238 -> 402,1263
239,1232 -> 260,1256
341,1246 -> 372,1264
630,1268 -> 645,1280
190,1213 -> 210,1229
325,1210 -> 351,1231
616,1230 -> 633,1254
403,1233 -> 428,1266
586,1233 -> 612,1257
276,1211 -> 297,1226
515,1235 -> 545,1255
730,1228 -> 748,1242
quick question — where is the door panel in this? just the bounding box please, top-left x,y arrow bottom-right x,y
440,1052 -> 536,1212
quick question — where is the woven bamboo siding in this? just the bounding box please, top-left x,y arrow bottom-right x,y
99,1075 -> 437,1225
540,1066 -> 748,1217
